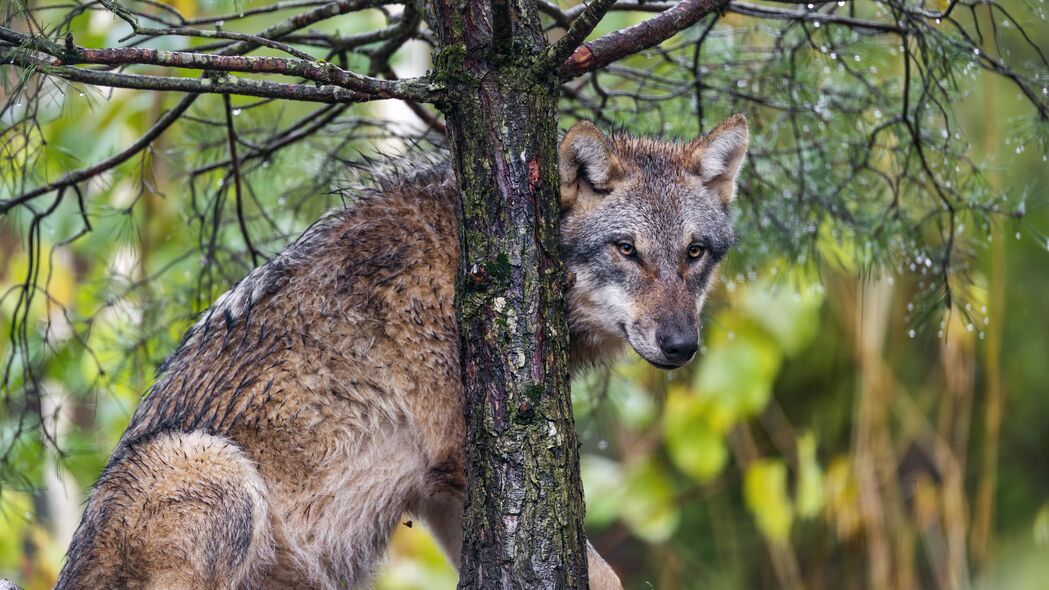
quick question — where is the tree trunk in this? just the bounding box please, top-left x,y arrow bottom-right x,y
427,0 -> 588,587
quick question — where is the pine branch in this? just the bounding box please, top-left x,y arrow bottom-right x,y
0,94 -> 196,214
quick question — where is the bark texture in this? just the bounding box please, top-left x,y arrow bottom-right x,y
427,0 -> 588,587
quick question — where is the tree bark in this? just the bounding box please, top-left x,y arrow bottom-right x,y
427,0 -> 588,587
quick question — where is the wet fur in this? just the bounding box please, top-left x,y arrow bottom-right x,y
56,118 -> 748,590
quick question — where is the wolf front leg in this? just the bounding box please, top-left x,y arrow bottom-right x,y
587,542 -> 625,590
416,493 -> 623,589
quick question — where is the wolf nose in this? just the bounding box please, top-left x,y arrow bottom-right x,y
657,327 -> 698,364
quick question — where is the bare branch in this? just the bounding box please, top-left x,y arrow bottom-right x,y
181,0 -> 347,26
2,49 -> 378,102
1,30 -> 436,100
555,0 -> 901,34
560,0 -> 728,79
97,0 -> 141,31
377,64 -> 446,133
222,94 -> 262,266
190,105 -> 349,176
562,0 -> 674,19
726,2 -> 905,34
216,0 -> 395,56
367,1 -> 422,74
537,0 -> 572,29
546,0 -> 620,69
282,26 -> 405,52
122,25 -> 320,61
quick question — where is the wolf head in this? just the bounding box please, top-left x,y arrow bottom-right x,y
559,115 -> 748,369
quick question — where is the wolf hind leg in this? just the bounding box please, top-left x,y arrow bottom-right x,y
415,491 -> 463,567
57,431 -> 273,590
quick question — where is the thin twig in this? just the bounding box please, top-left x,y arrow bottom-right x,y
223,94 -> 262,266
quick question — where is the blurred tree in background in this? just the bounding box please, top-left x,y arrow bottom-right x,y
1,0 -> 1048,588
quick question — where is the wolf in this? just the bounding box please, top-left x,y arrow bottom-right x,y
54,115 -> 748,590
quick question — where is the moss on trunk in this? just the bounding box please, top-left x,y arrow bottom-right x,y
427,0 -> 589,587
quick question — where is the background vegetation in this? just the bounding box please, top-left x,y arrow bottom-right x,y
1,0 -> 1048,588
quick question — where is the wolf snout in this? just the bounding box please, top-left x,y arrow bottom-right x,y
656,324 -> 698,365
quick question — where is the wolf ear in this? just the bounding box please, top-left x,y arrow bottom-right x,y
689,113 -> 749,205
558,121 -> 624,211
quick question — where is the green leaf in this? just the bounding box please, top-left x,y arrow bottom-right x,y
795,432 -> 825,519
694,322 -> 781,420
0,489 -> 32,571
580,454 -> 625,528
744,458 -> 794,542
1034,502 -> 1049,547
620,458 -> 680,543
609,371 -> 658,432
664,386 -> 728,483
741,281 -> 823,355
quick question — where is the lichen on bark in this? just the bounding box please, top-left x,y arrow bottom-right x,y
426,0 -> 589,586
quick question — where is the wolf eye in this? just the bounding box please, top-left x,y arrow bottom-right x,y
687,243 -> 705,259
616,241 -> 637,258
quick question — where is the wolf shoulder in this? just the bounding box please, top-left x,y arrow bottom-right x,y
121,158 -> 462,445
